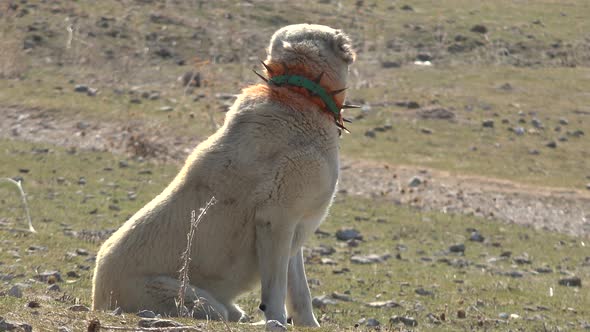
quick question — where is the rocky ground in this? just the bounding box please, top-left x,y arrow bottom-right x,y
3,105 -> 589,238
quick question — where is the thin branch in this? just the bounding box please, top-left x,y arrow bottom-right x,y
0,178 -> 36,233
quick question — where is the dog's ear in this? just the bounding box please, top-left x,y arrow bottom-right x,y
332,30 -> 356,65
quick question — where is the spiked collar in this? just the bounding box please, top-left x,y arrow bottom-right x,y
253,61 -> 359,132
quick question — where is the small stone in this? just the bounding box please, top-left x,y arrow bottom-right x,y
420,127 -> 433,134
118,160 -> 129,168
36,271 -> 62,283
312,295 -> 337,309
499,312 -> 509,319
265,320 -> 287,332
27,301 -> 40,308
74,85 -> 88,93
532,118 -> 543,129
586,183 -> 590,190
366,318 -> 380,327
0,319 -> 32,332
558,136 -> 568,142
469,231 -> 484,242
482,119 -> 494,128
449,243 -> 465,253
427,313 -> 441,324
137,310 -> 156,318
47,284 -> 61,292
559,276 -> 581,287
535,267 -> 553,274
366,300 -> 400,308
559,118 -> 569,125
336,228 -> 363,241
68,304 -> 90,312
75,248 -> 89,256
513,127 -> 525,135
381,60 -> 401,68
138,319 -> 181,328
8,285 -> 23,298
159,106 -> 173,112
471,24 -> 488,34
87,88 -> 98,97
130,98 -> 142,104
364,130 -> 376,138
78,177 -> 87,185
415,287 -> 434,296
408,176 -> 423,187
457,309 -> 466,319
331,292 -> 352,302
58,327 -> 71,332
390,315 -> 418,327
513,254 -> 532,265
546,141 -> 557,148
351,254 -> 391,264
416,52 -> 432,61
529,149 -> 540,155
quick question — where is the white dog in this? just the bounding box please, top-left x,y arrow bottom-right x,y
92,23 -> 356,327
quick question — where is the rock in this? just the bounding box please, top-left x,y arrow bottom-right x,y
408,176 -> 423,187
351,254 -> 391,264
47,284 -> 61,292
482,119 -> 494,128
529,149 -> 540,155
559,118 -> 569,125
535,267 -> 553,274
87,88 -> 98,97
586,183 -> 590,190
381,60 -> 401,68
499,312 -> 509,319
471,24 -> 488,34
513,127 -> 525,135
513,254 -> 532,265
420,127 -> 433,134
312,245 -> 335,256
130,98 -> 141,104
159,106 -> 174,112
401,5 -> 414,11
27,301 -> 40,308
457,309 -> 466,319
395,101 -> 421,109
331,292 -> 352,302
427,313 -> 441,324
58,327 -> 71,332
154,47 -> 173,58
390,315 -> 418,327
68,305 -> 90,312
138,319 -> 181,328
469,231 -> 485,242
415,287 -> 434,296
137,310 -> 156,318
35,270 -> 62,283
416,52 -> 432,61
366,300 -> 400,308
418,107 -> 455,119
366,318 -> 380,327
74,85 -> 88,93
558,136 -> 568,142
499,83 -> 513,91
75,248 -> 89,256
336,228 -> 363,241
0,319 -> 33,332
546,141 -> 557,148
7,285 -> 22,298
559,276 -> 581,287
78,177 -> 87,185
531,118 -> 543,129
364,130 -> 376,138
180,71 -> 201,87
449,243 -> 465,253
312,295 -> 337,309
265,320 -> 287,332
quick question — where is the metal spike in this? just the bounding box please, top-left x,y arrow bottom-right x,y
341,104 -> 361,109
252,70 -> 268,83
330,88 -> 348,96
260,60 -> 273,74
343,117 -> 353,123
281,62 -> 289,74
314,71 -> 324,83
335,121 -> 350,133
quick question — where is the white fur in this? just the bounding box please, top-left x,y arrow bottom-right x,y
92,24 -> 355,327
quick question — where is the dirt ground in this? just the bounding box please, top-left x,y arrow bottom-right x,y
2,106 -> 589,237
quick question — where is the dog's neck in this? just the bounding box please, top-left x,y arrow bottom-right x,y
260,62 -> 348,129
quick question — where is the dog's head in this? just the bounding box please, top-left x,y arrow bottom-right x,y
265,24 -> 355,100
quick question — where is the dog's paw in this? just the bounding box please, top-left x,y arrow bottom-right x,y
265,320 -> 287,332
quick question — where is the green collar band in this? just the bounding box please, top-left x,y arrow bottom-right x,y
268,74 -> 341,121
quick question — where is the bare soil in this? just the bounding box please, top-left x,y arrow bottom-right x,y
2,106 -> 589,237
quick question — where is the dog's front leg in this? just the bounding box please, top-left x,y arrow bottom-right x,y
255,216 -> 294,325
287,248 -> 320,327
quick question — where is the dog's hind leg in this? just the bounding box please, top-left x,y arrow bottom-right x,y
144,275 -> 229,320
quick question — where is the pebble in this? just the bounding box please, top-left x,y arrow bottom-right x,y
471,24 -> 488,33
8,285 -> 23,298
408,176 -> 423,187
331,292 -> 352,302
351,254 -> 391,264
531,118 -> 543,129
336,228 -> 363,241
68,305 -> 90,312
482,119 -> 494,128
513,127 -> 525,135
159,106 -> 173,112
58,327 -> 72,332
312,295 -> 337,309
366,318 -> 380,327
0,319 -> 33,332
420,127 -> 433,134
265,320 -> 287,332
449,243 -> 465,253
559,118 -> 569,125
469,231 -> 485,242
47,284 -> 61,292
457,309 -> 466,319
364,130 -> 376,138
415,287 -> 434,296
138,319 -> 181,328
366,300 -> 400,308
74,85 -> 88,93
427,313 -> 441,324
558,276 -> 581,287
75,248 -> 89,256
499,312 -> 509,319
535,267 -> 553,274
35,271 -> 62,283
390,315 -> 418,327
137,310 -> 156,318
546,141 -> 557,148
